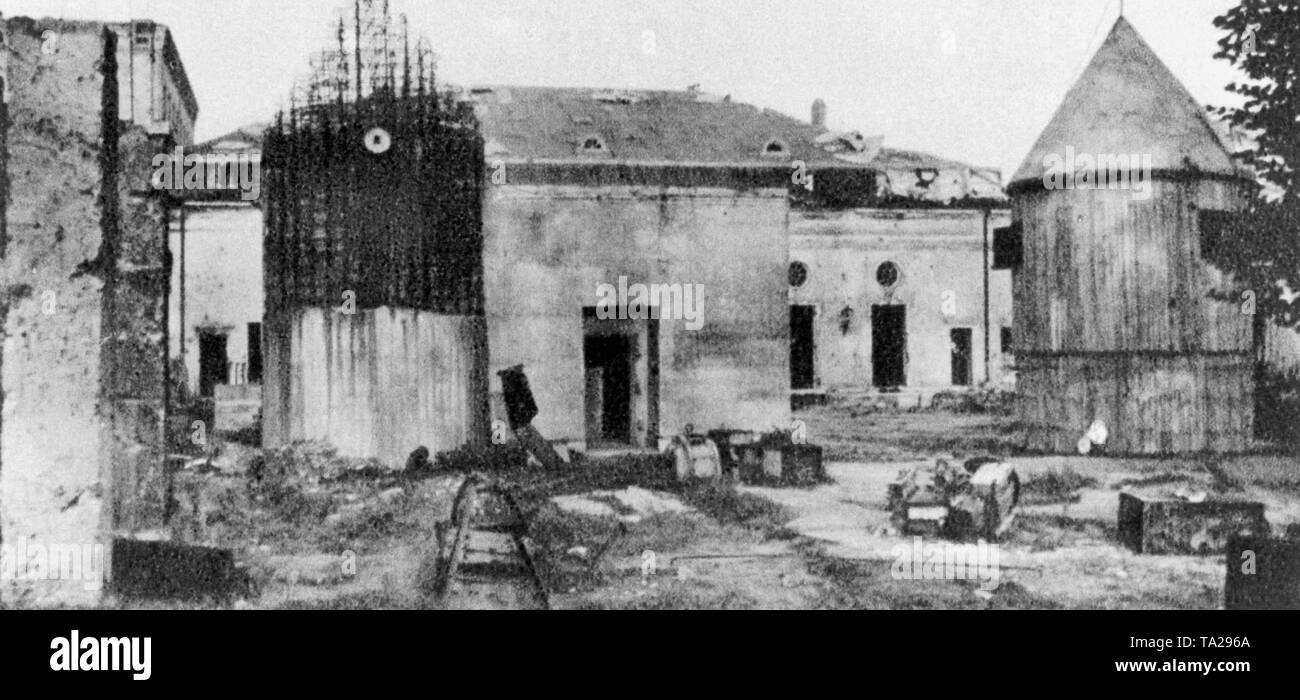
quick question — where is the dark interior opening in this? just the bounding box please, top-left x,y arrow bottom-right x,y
790,305 -> 816,390
950,327 -> 973,386
871,305 -> 906,388
584,334 -> 633,445
198,330 -> 228,397
247,322 -> 263,384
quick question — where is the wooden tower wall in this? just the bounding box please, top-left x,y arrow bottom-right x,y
1012,178 -> 1254,453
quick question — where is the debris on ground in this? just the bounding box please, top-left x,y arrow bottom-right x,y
112,397 -> 1300,610
705,428 -> 828,486
148,438 -> 463,609
887,456 -> 1020,540
566,546 -> 590,559
497,365 -> 569,471
551,487 -> 693,523
405,446 -> 436,477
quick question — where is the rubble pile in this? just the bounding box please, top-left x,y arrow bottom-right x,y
169,441 -> 457,555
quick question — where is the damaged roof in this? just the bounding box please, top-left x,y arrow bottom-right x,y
465,84 -> 1000,199
194,123 -> 268,153
1010,17 -> 1241,186
812,128 -> 1004,200
466,85 -> 852,166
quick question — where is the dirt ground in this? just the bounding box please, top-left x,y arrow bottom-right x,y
762,401 -> 1300,609
101,398 -> 1300,610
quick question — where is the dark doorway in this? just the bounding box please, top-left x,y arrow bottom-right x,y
871,305 -> 906,388
247,322 -> 263,384
950,328 -> 973,386
790,305 -> 816,390
198,330 -> 228,397
646,318 -> 660,446
584,335 -> 633,444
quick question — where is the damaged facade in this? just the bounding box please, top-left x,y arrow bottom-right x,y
0,16 -> 196,603
192,84 -> 1017,461
470,86 -> 873,450
790,104 -> 1012,401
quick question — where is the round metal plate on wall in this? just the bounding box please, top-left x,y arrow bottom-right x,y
363,127 -> 392,154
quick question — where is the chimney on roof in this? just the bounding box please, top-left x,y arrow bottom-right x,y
811,99 -> 827,130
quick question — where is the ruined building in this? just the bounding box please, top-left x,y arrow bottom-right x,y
0,17 -> 196,603
789,100 -> 1012,405
469,85 -> 875,450
246,83 -> 1017,460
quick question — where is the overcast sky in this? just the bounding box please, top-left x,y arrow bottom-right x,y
6,0 -> 1244,178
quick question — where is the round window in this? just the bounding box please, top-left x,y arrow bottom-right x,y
876,261 -> 900,288
789,261 -> 809,287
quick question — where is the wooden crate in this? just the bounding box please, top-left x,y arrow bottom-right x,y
111,538 -> 248,602
761,444 -> 825,486
1117,491 -> 1266,555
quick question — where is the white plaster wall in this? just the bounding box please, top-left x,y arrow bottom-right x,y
483,184 -> 792,446
790,208 -> 1014,391
168,204 -> 263,393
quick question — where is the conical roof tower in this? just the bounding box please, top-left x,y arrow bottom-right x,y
1007,17 -> 1254,455
1010,17 -> 1239,188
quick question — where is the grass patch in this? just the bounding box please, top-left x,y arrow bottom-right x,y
1002,513 -> 1115,552
1112,471 -> 1189,490
1021,467 -> 1098,505
677,483 -> 791,537
274,591 -> 421,610
799,546 -> 1061,610
570,582 -> 757,610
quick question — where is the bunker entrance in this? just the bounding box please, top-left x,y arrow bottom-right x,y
582,308 -> 658,448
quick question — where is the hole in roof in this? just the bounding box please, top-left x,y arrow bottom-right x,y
578,134 -> 608,154
763,139 -> 789,157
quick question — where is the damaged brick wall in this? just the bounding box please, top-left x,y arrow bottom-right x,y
0,18 -> 170,605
